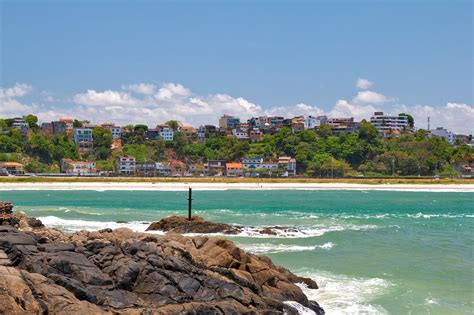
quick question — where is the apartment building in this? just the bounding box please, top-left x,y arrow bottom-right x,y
219,114 -> 240,129
278,156 -> 297,176
370,112 -> 409,135
116,155 -> 136,175
73,127 -> 93,153
157,124 -> 174,141
242,157 -> 263,176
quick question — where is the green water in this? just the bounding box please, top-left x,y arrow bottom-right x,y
1,190 -> 473,314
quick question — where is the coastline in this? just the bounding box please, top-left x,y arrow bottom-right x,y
1,181 -> 474,191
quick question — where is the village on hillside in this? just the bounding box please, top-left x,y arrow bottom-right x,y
0,112 -> 473,177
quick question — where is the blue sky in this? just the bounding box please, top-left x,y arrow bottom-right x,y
1,0 -> 473,133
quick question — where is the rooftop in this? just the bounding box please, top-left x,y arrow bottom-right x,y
226,162 -> 243,168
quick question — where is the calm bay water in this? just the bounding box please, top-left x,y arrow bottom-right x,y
1,189 -> 473,314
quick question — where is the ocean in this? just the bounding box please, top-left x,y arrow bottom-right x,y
1,189 -> 472,314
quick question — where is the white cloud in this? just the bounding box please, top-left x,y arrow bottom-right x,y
69,83 -> 264,126
329,99 -> 379,121
73,89 -> 141,107
154,83 -> 191,101
352,90 -> 393,105
356,78 -> 373,89
0,83 -> 32,99
0,83 -> 38,117
122,83 -> 156,95
396,102 -> 474,134
264,103 -> 324,118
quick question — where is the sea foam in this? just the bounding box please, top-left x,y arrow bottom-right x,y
295,269 -> 391,314
240,242 -> 335,254
37,216 -> 161,234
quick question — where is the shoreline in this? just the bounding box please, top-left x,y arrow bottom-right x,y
1,181 -> 474,191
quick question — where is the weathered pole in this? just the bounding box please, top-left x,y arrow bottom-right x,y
188,187 -> 192,221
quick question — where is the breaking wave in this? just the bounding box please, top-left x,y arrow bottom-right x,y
294,269 -> 391,314
240,242 -> 335,254
37,216 -> 161,234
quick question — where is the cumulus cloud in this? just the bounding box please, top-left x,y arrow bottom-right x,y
264,103 -> 324,118
0,83 -> 38,117
330,99 -> 379,121
73,89 -> 141,107
69,83 -> 264,126
352,90 -> 394,105
396,102 -> 474,134
356,78 -> 373,89
122,83 -> 156,95
0,83 -> 32,99
154,83 -> 192,101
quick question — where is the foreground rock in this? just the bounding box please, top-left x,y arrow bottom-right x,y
0,201 -> 14,225
0,213 -> 324,314
147,215 -> 304,237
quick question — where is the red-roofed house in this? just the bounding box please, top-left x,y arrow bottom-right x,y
226,162 -> 243,177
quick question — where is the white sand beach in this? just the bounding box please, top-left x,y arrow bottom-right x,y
1,182 -> 473,192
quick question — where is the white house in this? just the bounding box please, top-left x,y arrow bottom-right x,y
98,122 -> 122,140
304,115 -> 327,129
157,124 -> 174,141
232,129 -> 249,140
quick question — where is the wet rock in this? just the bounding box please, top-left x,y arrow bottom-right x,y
26,217 -> 44,228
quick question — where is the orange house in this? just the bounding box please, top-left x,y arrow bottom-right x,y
226,162 -> 243,177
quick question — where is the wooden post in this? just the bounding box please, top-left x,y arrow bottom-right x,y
188,187 -> 192,221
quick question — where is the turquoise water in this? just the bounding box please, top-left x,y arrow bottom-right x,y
1,190 -> 473,314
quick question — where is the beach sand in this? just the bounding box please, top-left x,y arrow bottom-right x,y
1,181 -> 473,191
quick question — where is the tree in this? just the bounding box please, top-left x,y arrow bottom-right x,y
25,114 -> 39,129
399,113 -> 414,128
130,125 -> 149,144
357,120 -> 379,144
92,128 -> 113,159
73,119 -> 83,128
316,124 -> 332,138
165,120 -> 180,132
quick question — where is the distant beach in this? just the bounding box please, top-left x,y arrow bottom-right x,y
1,181 -> 474,191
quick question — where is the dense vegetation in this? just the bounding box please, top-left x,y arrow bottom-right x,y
0,116 -> 472,177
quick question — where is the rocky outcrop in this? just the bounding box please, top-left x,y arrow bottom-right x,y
146,215 -> 305,237
146,215 -> 240,234
0,214 -> 324,314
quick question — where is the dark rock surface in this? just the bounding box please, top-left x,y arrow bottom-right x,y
0,213 -> 325,314
146,215 -> 307,237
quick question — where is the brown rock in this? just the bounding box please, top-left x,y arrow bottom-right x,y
0,214 -> 325,314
